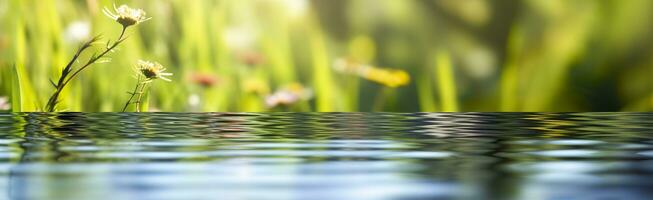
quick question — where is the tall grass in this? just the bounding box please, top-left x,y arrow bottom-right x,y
0,0 -> 652,112
11,13 -> 39,112
308,20 -> 338,112
434,50 -> 458,112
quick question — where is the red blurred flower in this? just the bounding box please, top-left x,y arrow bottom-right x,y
189,73 -> 220,88
237,51 -> 265,66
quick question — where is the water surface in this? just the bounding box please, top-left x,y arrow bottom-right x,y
1,113 -> 652,200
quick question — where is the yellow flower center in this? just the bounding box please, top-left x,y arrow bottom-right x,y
104,5 -> 150,27
137,60 -> 166,80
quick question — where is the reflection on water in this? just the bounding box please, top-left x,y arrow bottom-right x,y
0,113 -> 652,199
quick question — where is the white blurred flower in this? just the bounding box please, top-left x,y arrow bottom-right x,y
188,94 -> 201,108
0,1 -> 7,17
462,47 -> 496,79
281,0 -> 309,18
148,107 -> 162,112
223,26 -> 257,51
64,21 -> 91,43
0,97 -> 10,111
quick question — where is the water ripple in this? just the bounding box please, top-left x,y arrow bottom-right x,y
0,112 -> 652,200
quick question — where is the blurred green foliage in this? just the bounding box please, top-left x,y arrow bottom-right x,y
0,0 -> 651,112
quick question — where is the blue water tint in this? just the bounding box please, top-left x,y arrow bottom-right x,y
0,112 -> 652,200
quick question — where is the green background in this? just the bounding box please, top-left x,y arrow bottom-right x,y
1,0 -> 652,112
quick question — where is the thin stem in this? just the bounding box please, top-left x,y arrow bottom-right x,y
122,75 -> 143,112
135,81 -> 151,112
61,26 -> 127,88
46,26 -> 128,112
372,87 -> 391,111
118,26 -> 126,41
45,38 -> 99,112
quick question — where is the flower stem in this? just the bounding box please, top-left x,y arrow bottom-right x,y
372,87 -> 391,111
135,81 -> 150,112
46,26 -> 128,112
122,75 -> 144,112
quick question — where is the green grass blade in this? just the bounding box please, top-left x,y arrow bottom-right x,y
309,22 -> 337,112
12,16 -> 39,112
417,73 -> 437,112
434,50 -> 458,112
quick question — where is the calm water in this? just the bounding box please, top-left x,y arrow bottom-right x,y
0,113 -> 652,200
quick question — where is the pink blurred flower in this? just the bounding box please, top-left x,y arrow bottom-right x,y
0,97 -> 10,111
265,83 -> 312,108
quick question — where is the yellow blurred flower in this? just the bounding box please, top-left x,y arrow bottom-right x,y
333,58 -> 410,88
362,67 -> 411,88
243,78 -> 270,96
103,4 -> 151,27
333,58 -> 360,74
285,83 -> 312,98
